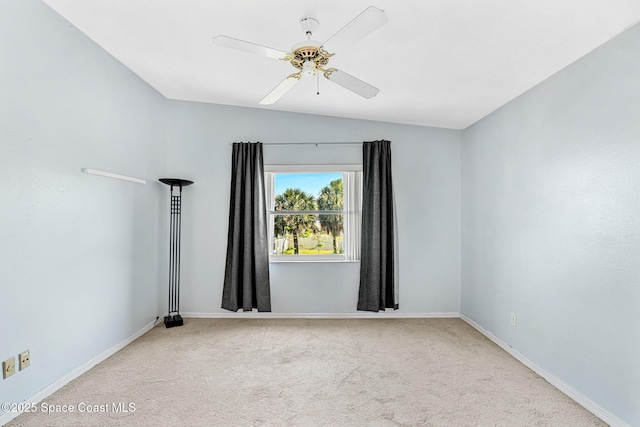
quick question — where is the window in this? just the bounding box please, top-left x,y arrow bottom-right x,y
265,165 -> 362,261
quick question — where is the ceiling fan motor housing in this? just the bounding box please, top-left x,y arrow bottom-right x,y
288,40 -> 332,74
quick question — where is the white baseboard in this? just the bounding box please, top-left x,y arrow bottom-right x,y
0,319 -> 157,427
460,314 -> 630,427
181,311 -> 460,319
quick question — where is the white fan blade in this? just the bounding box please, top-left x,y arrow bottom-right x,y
213,35 -> 287,60
322,6 -> 389,52
259,75 -> 300,105
325,70 -> 379,99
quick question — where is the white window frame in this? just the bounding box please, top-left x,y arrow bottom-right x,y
265,164 -> 362,263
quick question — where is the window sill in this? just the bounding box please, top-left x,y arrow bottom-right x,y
269,258 -> 360,264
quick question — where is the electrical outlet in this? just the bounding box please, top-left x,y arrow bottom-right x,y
511,312 -> 517,327
2,357 -> 16,379
19,350 -> 30,371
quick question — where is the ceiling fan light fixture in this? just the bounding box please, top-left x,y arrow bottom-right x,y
302,60 -> 316,76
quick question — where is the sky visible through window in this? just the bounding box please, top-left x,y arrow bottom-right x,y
274,172 -> 342,197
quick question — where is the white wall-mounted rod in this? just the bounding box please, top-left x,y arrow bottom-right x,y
81,168 -> 146,184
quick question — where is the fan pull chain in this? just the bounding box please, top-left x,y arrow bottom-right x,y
317,72 -> 320,95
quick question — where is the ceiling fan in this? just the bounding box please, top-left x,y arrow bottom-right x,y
212,6 -> 388,105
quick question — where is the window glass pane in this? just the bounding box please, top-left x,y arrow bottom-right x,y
273,214 -> 344,255
275,173 -> 342,211
272,172 -> 345,256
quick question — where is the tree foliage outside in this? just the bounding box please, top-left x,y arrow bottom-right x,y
274,178 -> 344,255
317,178 -> 344,254
274,188 -> 316,254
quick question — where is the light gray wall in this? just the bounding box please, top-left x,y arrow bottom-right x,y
0,0 -> 167,413
166,101 -> 461,314
461,23 -> 640,425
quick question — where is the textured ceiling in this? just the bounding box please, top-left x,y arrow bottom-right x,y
42,0 -> 640,129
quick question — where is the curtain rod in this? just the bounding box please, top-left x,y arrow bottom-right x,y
229,142 -> 363,146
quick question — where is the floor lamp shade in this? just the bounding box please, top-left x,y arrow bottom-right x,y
159,178 -> 194,328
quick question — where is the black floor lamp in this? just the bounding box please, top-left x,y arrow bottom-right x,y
160,178 -> 194,328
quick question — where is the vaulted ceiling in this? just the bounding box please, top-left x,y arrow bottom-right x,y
42,0 -> 640,129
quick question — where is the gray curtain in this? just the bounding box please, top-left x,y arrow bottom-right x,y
358,140 -> 398,311
222,142 -> 272,312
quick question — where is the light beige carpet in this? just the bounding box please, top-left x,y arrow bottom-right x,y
8,318 -> 606,427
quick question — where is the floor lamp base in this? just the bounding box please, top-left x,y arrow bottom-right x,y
164,314 -> 184,328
